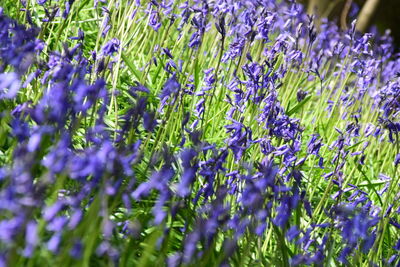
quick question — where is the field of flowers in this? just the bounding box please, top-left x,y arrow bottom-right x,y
0,0 -> 399,266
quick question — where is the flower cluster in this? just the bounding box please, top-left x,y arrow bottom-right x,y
0,0 -> 399,266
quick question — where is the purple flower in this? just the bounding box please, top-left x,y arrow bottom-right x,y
286,226 -> 300,241
0,217 -> 23,243
215,16 -> 226,37
338,246 -> 352,264
11,118 -> 30,142
395,153 -> 400,165
68,209 -> 82,229
273,197 -> 291,228
160,74 -> 180,100
101,38 -> 120,56
153,190 -> 171,225
70,240 -> 83,259
42,134 -> 71,174
149,10 -> 161,31
143,111 -> 157,132
0,72 -> 21,99
183,231 -> 200,264
43,201 -> 65,221
167,253 -> 182,267
131,166 -> 175,200
47,233 -> 61,253
177,148 -> 198,197
22,221 -> 38,257
130,82 -> 150,96
69,28 -> 84,41
47,216 -> 68,232
73,79 -> 106,113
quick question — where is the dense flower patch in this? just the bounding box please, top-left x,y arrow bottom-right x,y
0,0 -> 399,266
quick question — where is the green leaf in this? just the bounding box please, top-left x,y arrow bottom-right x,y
287,95 -> 311,116
355,160 -> 384,206
346,140 -> 365,151
121,53 -> 142,82
357,180 -> 386,187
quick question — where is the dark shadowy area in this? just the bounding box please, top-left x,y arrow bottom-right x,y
367,0 -> 400,47
352,0 -> 400,47
300,0 -> 400,48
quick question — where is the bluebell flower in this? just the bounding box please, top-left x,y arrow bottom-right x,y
0,72 -> 21,99
148,8 -> 161,31
23,221 -> 38,257
287,226 -> 300,241
131,166 -> 174,200
153,190 -> 171,225
167,252 -> 182,267
43,201 -> 65,222
11,118 -> 30,142
47,233 -> 61,253
70,240 -> 83,259
160,74 -> 180,100
101,38 -> 120,57
47,216 -> 68,232
68,209 -> 82,229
